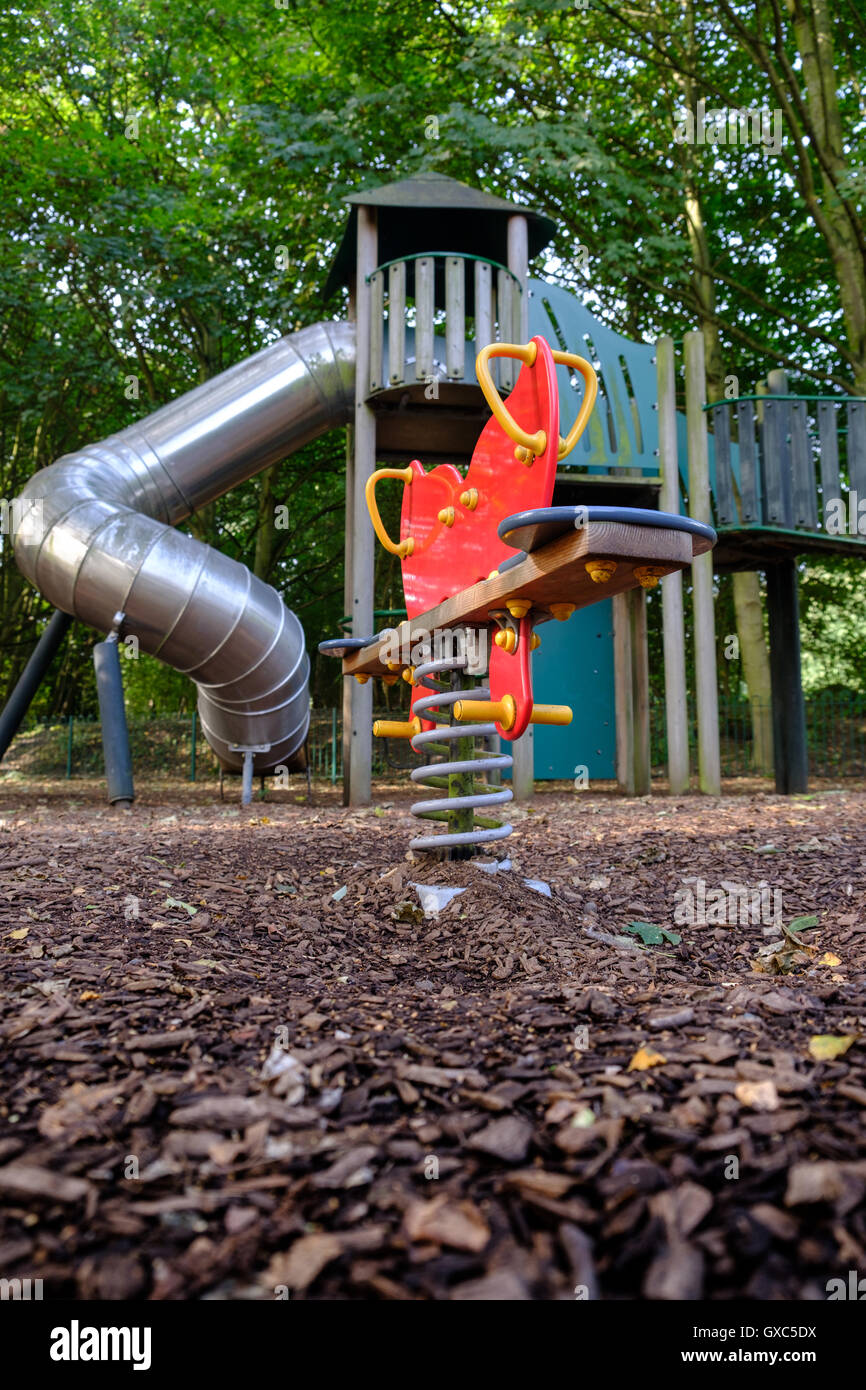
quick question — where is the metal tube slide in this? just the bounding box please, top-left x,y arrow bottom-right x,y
13,322 -> 355,773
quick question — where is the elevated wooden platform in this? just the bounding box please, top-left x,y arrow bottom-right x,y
713,525 -> 866,571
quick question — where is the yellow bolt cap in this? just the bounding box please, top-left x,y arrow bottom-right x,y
549,602 -> 576,622
585,560 -> 617,584
634,565 -> 667,589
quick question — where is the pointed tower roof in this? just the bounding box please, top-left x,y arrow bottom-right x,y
325,172 -> 556,297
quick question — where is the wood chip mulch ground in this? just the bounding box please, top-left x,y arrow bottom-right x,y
0,781 -> 864,1301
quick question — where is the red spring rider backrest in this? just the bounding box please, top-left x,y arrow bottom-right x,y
365,336 -> 597,619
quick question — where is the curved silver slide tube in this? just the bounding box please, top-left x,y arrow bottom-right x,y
13,321 -> 355,773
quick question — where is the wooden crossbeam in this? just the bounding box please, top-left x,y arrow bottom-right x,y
342,519 -> 695,677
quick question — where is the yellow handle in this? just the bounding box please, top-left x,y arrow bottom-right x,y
373,717 -> 421,739
365,466 -> 415,557
550,350 -> 598,460
476,342 -> 545,458
529,703 -> 573,726
453,697 -> 573,731
475,341 -> 598,463
453,695 -> 517,732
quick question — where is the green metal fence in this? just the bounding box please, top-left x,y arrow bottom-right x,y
4,707 -> 421,783
650,693 -> 866,779
4,694 -> 865,783
308,708 -> 422,782
4,714 -> 214,781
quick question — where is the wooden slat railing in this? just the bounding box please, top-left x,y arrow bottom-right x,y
366,252 -> 522,397
707,393 -> 866,539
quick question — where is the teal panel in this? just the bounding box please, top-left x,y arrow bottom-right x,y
529,278 -> 743,526
528,280 -> 659,478
531,601 -> 615,780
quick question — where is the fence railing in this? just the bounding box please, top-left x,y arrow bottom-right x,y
3,708 -> 422,784
3,714 -> 212,782
650,693 -> 866,779
367,252 -> 523,395
708,393 -> 866,539
4,695 -> 865,784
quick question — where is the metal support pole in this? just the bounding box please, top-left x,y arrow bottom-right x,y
229,744 -> 271,807
0,609 -> 72,762
190,709 -> 197,781
93,623 -> 134,807
241,751 -> 254,807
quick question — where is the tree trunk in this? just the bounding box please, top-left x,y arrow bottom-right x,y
782,0 -> 866,389
253,462 -> 279,582
732,571 -> 774,775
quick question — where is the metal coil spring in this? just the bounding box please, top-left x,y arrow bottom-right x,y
409,650 -> 513,853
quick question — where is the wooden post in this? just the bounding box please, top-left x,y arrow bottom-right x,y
348,205 -> 377,806
631,588 -> 650,795
765,369 -> 808,794
342,427 -> 355,803
415,256 -> 434,382
506,214 -> 534,801
508,214 -> 529,341
614,592 -> 633,793
445,256 -> 465,380
684,330 -> 721,795
510,723 -> 534,801
388,261 -> 406,386
657,335 -> 689,793
613,588 -> 650,794
474,260 -> 493,362
342,282 -> 356,805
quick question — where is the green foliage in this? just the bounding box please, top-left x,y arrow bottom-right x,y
800,557 -> 866,694
1,0 -> 864,726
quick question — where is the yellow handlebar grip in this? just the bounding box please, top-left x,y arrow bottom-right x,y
529,704 -> 573,726
365,466 -> 415,557
453,696 -> 516,732
372,716 -> 421,739
453,697 -> 571,730
475,342 -> 598,464
550,350 -> 598,461
475,342 -> 546,459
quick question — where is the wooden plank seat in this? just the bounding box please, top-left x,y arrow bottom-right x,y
326,506 -> 716,678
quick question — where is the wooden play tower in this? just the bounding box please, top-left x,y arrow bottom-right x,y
326,172 -> 866,804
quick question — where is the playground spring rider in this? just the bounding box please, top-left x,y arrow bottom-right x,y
366,336 -> 594,855
321,335 -> 717,856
